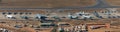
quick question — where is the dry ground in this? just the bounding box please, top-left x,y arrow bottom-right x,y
0,0 -> 96,8
1,0 -> 120,8
106,0 -> 120,6
0,23 -> 36,32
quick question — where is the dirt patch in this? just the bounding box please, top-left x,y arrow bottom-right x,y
106,0 -> 120,6
0,0 -> 96,8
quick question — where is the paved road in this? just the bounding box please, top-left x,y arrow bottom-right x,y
0,0 -> 120,10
